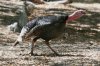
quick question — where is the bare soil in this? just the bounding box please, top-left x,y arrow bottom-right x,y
0,23 -> 100,66
0,1 -> 100,66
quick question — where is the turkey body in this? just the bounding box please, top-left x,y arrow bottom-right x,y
14,15 -> 68,56
25,15 -> 68,41
14,9 -> 86,56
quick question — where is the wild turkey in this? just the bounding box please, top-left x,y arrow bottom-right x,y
14,10 -> 86,55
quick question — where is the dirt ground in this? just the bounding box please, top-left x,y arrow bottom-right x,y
0,23 -> 100,66
0,1 -> 100,66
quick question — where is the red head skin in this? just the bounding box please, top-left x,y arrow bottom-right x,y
67,10 -> 86,22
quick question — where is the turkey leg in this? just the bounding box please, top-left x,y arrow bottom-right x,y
45,41 -> 59,56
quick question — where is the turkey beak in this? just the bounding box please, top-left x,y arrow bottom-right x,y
81,11 -> 86,15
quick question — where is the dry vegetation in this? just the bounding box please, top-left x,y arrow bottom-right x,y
0,0 -> 100,66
